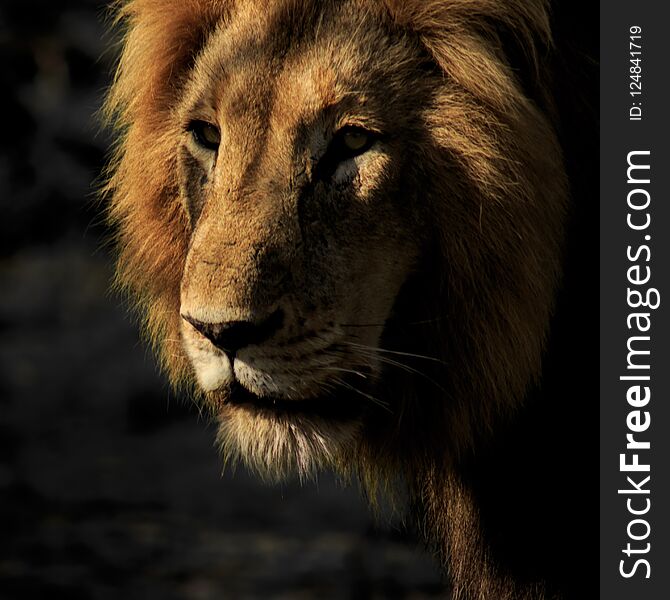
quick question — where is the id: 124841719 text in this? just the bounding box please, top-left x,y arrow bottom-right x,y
629,26 -> 643,121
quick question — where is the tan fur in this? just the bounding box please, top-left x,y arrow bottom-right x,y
103,1 -> 568,598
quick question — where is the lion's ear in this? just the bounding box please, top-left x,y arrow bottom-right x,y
384,0 -> 553,110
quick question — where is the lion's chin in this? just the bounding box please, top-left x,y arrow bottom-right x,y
210,384 -> 364,482
226,381 -> 364,419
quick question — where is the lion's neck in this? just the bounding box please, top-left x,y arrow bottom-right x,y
420,465 -> 550,600
412,383 -> 596,600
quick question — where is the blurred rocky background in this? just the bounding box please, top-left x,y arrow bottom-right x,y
0,1 -> 444,598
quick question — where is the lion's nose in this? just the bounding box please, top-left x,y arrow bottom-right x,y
182,309 -> 284,356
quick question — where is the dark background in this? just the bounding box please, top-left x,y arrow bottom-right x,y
0,1 -> 444,598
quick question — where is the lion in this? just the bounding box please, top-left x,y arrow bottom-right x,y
103,0 -> 597,598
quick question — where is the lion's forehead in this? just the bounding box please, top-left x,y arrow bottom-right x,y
186,0 -> 412,135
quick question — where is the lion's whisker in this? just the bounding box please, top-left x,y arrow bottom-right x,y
343,341 -> 447,365
338,316 -> 448,328
375,356 -> 448,395
320,366 -> 369,379
346,345 -> 447,394
330,376 -> 391,413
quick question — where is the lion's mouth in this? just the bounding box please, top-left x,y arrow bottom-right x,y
225,380 -> 367,421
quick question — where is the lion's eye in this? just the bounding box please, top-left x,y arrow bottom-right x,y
342,129 -> 370,152
334,126 -> 375,159
189,120 -> 221,151
315,126 -> 377,180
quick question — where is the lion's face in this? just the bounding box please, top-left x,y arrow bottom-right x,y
108,0 -> 567,484
176,2 -> 432,477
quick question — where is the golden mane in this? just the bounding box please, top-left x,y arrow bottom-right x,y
103,0 -> 234,386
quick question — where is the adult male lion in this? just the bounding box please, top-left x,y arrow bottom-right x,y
104,0 -> 597,597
